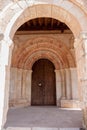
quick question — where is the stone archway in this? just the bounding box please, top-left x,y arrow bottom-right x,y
0,1 -> 87,129
9,36 -> 77,108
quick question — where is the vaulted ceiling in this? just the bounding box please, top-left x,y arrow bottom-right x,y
18,18 -> 69,33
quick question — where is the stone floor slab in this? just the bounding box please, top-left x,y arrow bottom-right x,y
4,107 -> 83,129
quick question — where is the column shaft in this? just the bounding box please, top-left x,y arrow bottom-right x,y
60,69 -> 66,99
65,69 -> 72,99
55,70 -> 62,106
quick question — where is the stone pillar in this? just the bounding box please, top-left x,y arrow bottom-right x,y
10,67 -> 17,106
22,69 -> 28,99
0,38 -> 13,129
60,69 -> 66,99
55,70 -> 62,106
0,66 -> 7,129
70,68 -> 78,100
74,32 -> 87,127
25,70 -> 32,106
65,68 -> 72,100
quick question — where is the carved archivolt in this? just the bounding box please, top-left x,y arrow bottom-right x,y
12,36 -> 76,70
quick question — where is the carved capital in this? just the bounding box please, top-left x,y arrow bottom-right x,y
74,32 -> 87,49
3,37 -> 13,47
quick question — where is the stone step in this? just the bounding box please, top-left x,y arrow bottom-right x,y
4,127 -> 82,130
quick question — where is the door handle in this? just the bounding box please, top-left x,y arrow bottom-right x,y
38,83 -> 42,87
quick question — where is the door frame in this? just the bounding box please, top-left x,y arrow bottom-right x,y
27,60 -> 66,107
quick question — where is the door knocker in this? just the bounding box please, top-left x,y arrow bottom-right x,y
38,83 -> 42,87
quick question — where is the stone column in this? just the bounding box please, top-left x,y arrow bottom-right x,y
25,70 -> 32,106
55,70 -> 62,106
22,69 -> 28,99
10,67 -> 18,106
0,38 -> 13,129
60,69 -> 66,99
65,68 -> 72,100
74,32 -> 87,127
70,68 -> 78,100
15,68 -> 24,105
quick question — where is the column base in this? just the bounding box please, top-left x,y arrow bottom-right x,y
61,99 -> 80,108
61,97 -> 66,100
9,99 -> 31,108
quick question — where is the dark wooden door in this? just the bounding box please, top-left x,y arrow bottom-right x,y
31,59 -> 56,105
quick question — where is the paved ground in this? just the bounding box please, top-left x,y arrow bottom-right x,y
4,106 -> 83,129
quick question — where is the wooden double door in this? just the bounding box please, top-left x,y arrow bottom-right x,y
31,59 -> 56,105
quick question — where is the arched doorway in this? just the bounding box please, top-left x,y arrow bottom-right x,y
31,59 -> 56,105
1,1 -> 87,129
